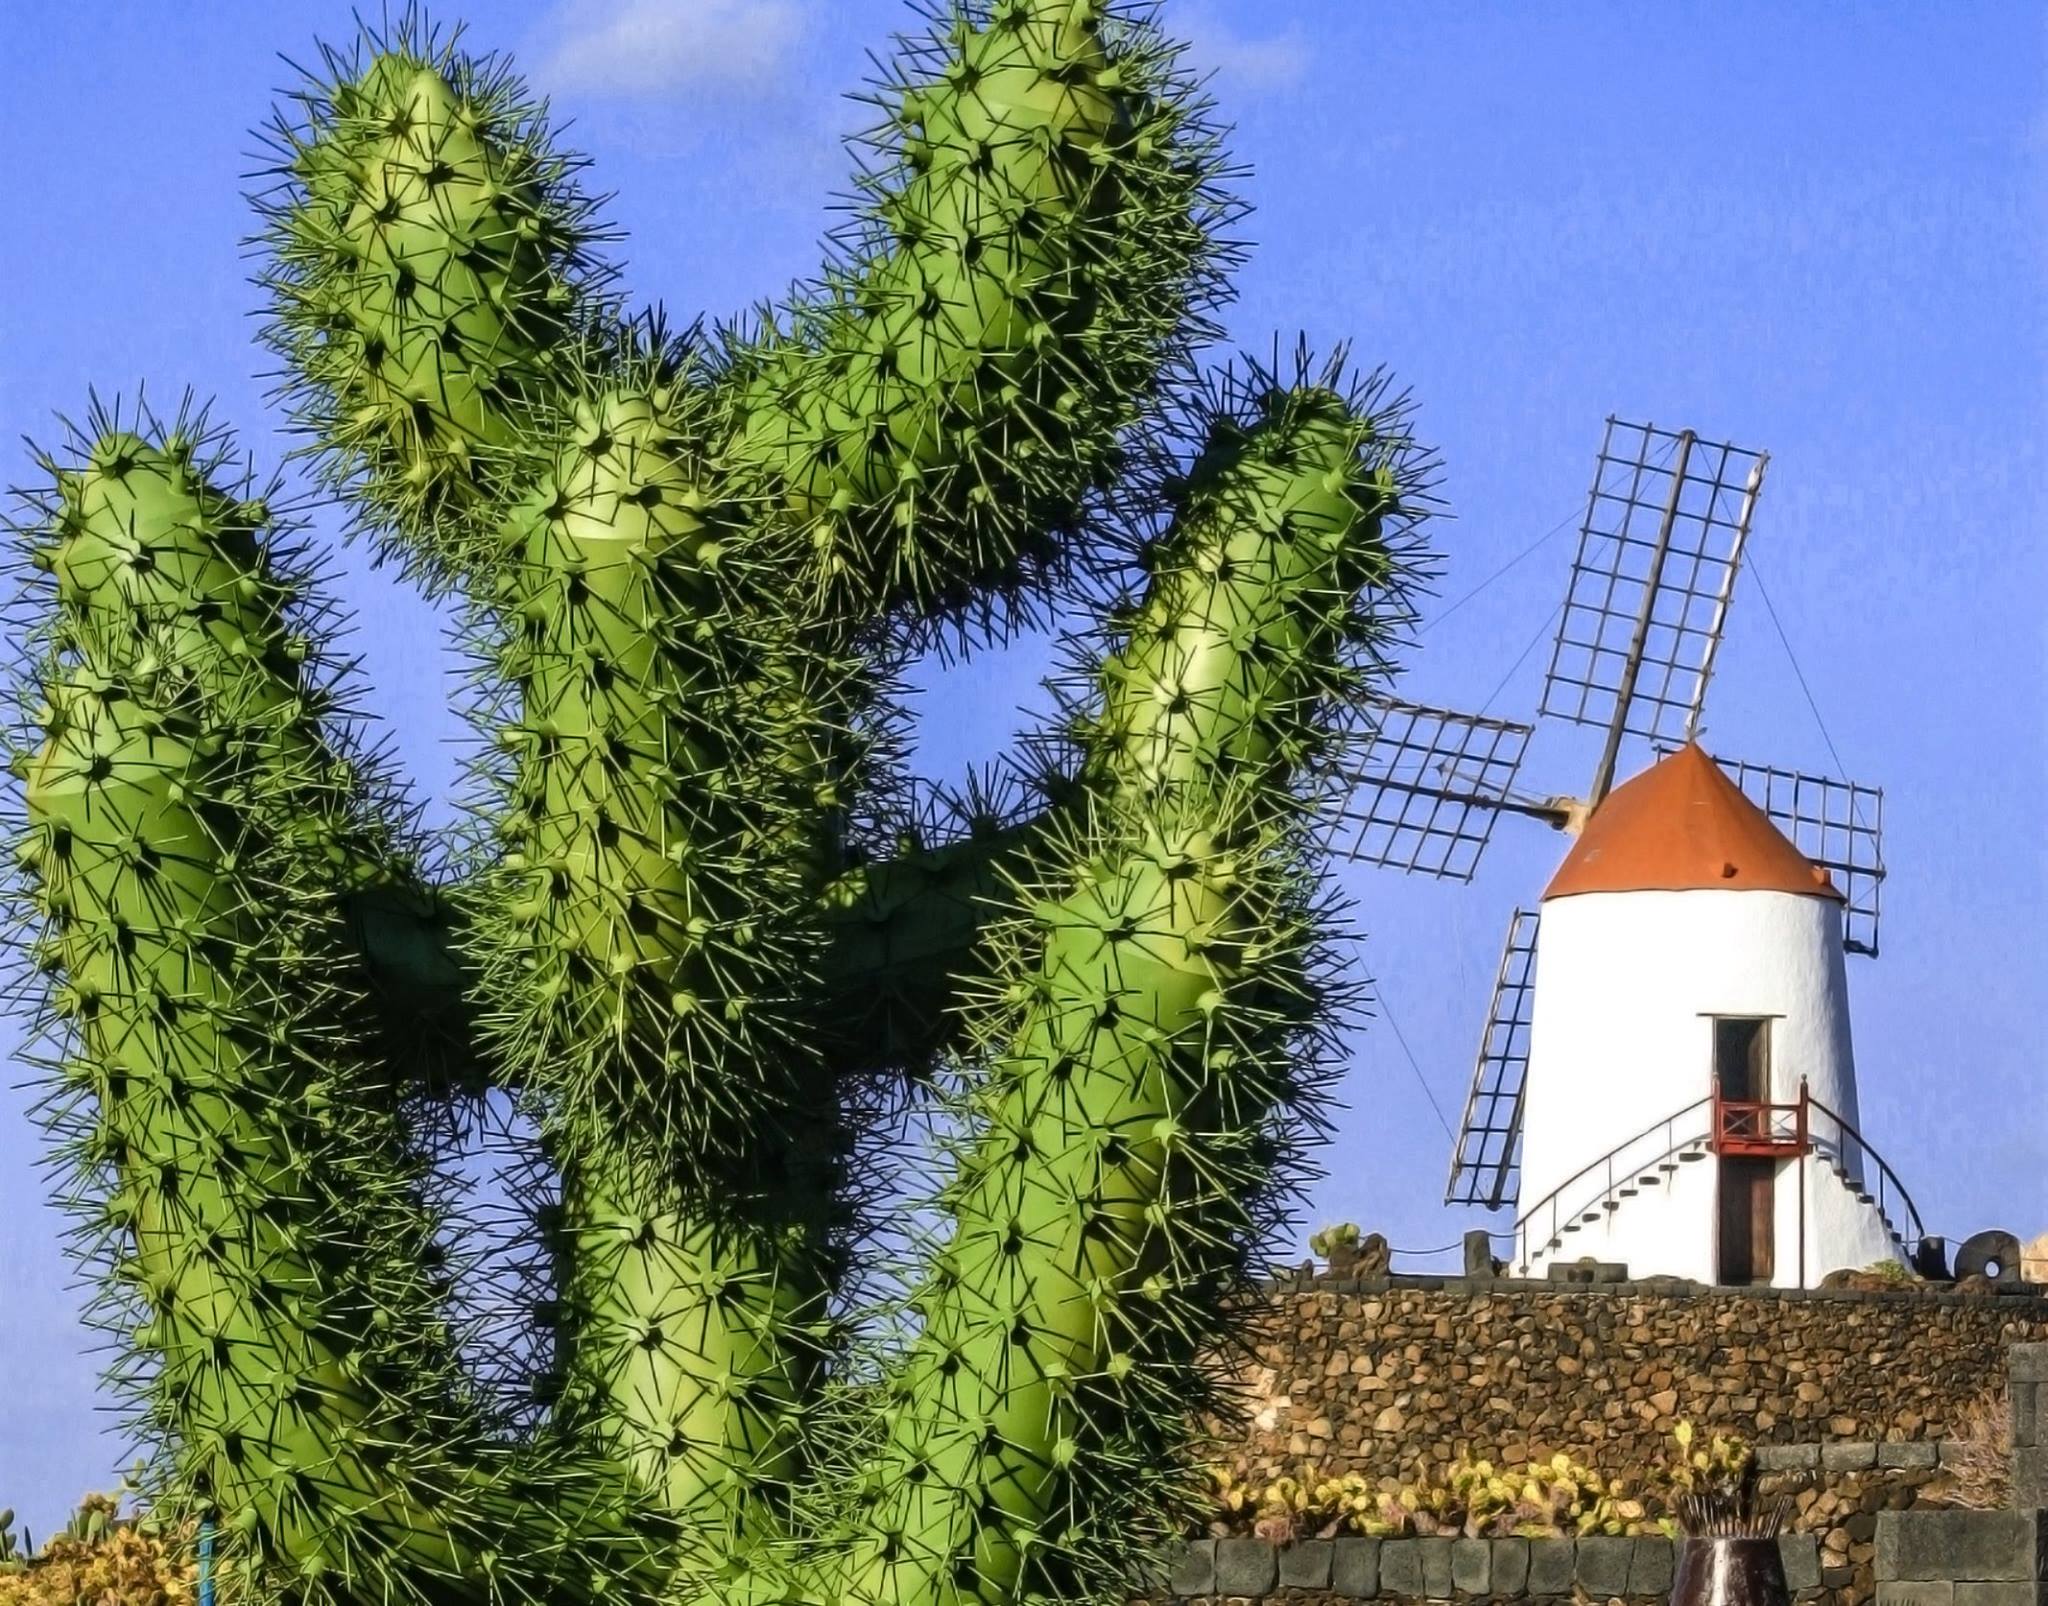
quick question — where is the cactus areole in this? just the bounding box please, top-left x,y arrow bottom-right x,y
5,6 -> 1437,1606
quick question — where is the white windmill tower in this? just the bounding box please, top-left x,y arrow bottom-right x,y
1328,419 -> 1917,1288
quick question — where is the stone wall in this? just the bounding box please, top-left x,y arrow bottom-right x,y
2013,1346 -> 2046,1510
1151,1517 -> 2048,1606
1218,1277 -> 2048,1487
1173,1283 -> 2047,1606
1873,1509 -> 2048,1606
1158,1534 -> 1822,1604
1788,1463 -> 1945,1600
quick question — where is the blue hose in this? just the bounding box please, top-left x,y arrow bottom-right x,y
198,1520 -> 214,1606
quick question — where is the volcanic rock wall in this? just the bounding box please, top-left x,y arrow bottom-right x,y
1215,1276 -> 2048,1486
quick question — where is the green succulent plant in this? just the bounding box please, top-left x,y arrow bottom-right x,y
1308,1222 -> 1362,1259
4,6 -> 1434,1606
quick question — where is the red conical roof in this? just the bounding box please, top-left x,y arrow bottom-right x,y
1544,743 -> 1842,902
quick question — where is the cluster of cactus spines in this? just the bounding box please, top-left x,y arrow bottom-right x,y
7,6 -> 1435,1606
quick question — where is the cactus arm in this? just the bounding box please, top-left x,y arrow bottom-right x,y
256,29 -> 615,590
469,355 -> 834,1188
341,879 -> 486,1098
720,0 -> 1231,629
818,809 -> 1051,1077
11,417 -> 516,1603
458,349 -> 853,1572
830,374 -> 1419,1606
23,671 -> 497,1604
27,403 -> 484,1102
7,412 -> 686,1606
258,29 -> 850,1551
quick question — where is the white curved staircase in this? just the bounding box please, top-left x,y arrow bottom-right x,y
1536,1144 -> 1909,1259
1514,1087 -> 1923,1276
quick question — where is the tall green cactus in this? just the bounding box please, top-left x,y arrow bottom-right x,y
4,7 -> 1433,1606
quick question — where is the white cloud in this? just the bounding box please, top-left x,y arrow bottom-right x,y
536,0 -> 809,99
1175,4 -> 1311,94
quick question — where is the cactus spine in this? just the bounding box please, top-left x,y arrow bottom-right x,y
7,7 -> 1433,1606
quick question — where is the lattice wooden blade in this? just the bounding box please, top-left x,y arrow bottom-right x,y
1446,907 -> 1540,1209
1542,419 -> 1767,752
1322,696 -> 1535,881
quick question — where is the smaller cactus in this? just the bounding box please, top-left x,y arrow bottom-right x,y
58,1499 -> 112,1549
1656,1420 -> 1756,1503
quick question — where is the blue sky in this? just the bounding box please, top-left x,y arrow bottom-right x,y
2,0 -> 2043,1527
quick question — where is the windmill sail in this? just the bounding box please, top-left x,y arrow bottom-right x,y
1541,420 -> 1766,754
1446,908 -> 1540,1209
1324,696 -> 1536,881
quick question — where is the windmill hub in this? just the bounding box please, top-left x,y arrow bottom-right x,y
1548,795 -> 1592,836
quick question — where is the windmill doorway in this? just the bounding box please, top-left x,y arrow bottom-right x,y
1714,1017 -> 1775,1285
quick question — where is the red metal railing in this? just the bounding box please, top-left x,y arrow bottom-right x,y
1711,1090 -> 1809,1157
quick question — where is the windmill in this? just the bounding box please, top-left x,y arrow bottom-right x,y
1325,417 -> 1886,1218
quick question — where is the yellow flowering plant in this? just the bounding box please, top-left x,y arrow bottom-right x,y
0,1495 -> 196,1606
1208,1426 -> 1750,1542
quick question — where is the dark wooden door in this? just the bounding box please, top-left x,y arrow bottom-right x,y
1713,1016 -> 1775,1285
1718,1158 -> 1775,1284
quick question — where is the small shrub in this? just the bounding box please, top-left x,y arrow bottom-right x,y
1308,1223 -> 1361,1260
1942,1389 -> 2012,1510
